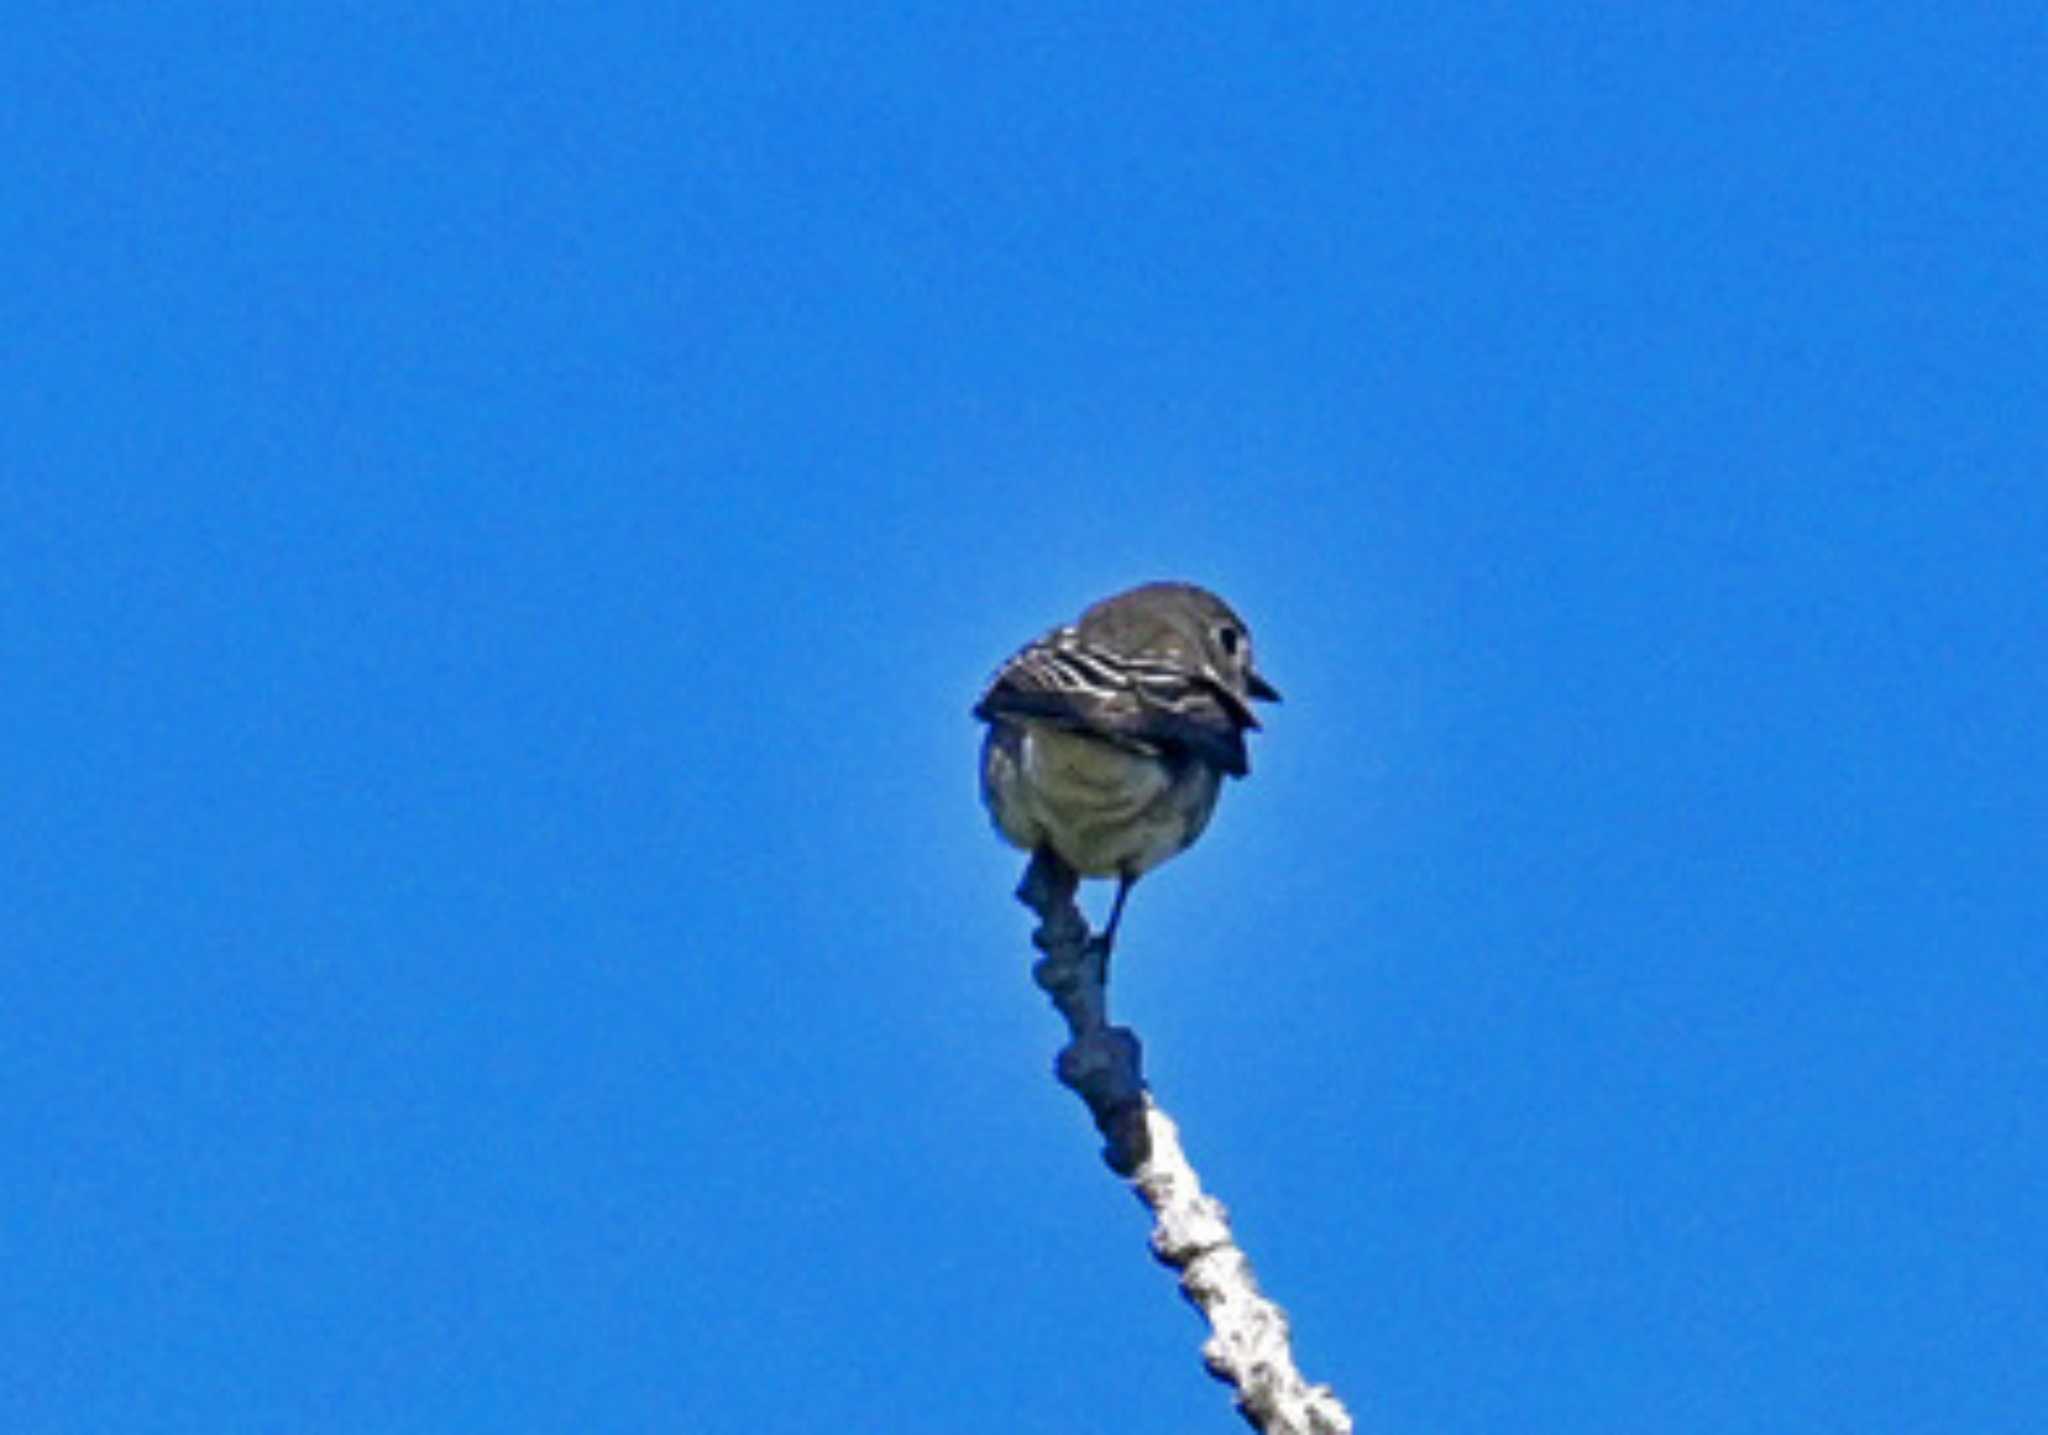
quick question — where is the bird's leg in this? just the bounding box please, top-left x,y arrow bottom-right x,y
1093,873 -> 1136,982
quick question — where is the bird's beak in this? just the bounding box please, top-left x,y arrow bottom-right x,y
1246,670 -> 1281,703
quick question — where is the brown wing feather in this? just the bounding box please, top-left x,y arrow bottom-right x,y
974,632 -> 1251,776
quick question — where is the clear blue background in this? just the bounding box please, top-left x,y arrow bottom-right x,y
6,5 -> 2043,1432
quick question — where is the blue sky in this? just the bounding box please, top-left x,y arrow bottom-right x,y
5,4 -> 2044,1431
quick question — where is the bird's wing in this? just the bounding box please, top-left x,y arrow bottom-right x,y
973,632 -> 1251,776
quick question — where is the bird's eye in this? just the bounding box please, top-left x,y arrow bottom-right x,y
1216,625 -> 1241,657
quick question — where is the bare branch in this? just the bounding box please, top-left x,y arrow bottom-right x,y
1016,856 -> 1354,1434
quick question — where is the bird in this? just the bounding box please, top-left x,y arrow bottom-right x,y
974,581 -> 1280,953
